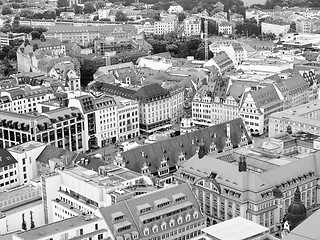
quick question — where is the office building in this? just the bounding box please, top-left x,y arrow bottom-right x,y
261,20 -> 290,37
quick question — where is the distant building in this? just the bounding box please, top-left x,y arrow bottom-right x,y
154,16 -> 178,35
182,16 -> 201,37
204,52 -> 234,73
167,3 -> 184,14
218,22 -> 233,35
261,20 -> 290,37
0,32 -> 26,47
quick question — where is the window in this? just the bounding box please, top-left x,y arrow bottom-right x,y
169,219 -> 175,227
185,213 -> 191,222
152,224 -> 158,233
144,228 -> 149,236
177,216 -> 183,225
79,229 -> 83,235
161,221 -> 166,230
95,223 -> 98,230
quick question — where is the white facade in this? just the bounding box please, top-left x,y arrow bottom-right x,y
218,22 -> 233,35
261,22 -> 290,36
183,16 -> 201,37
154,17 -> 178,35
167,5 -> 184,14
220,44 -> 247,65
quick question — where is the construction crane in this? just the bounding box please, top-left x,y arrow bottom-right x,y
204,17 -> 209,61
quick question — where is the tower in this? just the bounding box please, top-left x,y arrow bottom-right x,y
204,18 -> 208,61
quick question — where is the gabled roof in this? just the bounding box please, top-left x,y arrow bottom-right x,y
97,83 -> 136,99
35,145 -> 78,165
0,149 -> 17,168
122,118 -> 251,175
133,83 -> 169,103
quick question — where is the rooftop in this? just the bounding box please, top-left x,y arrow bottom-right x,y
9,141 -> 46,154
0,149 -> 17,169
14,216 -> 101,240
202,216 -> 269,240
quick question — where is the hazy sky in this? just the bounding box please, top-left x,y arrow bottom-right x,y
242,0 -> 266,6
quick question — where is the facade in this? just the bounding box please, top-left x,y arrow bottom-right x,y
174,146 -> 320,233
219,43 -> 247,65
240,83 -> 283,135
45,25 -> 138,46
0,107 -> 85,152
115,118 -> 251,187
98,183 -> 206,240
167,4 -> 184,14
0,149 -> 19,191
41,164 -> 153,223
218,22 -> 233,35
261,20 -> 290,36
163,84 -> 184,124
204,52 -> 234,73
296,18 -> 314,34
154,16 -> 178,35
269,100 -> 320,137
182,16 -> 201,37
0,32 -> 26,47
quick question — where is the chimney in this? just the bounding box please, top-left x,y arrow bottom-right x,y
238,155 -> 247,172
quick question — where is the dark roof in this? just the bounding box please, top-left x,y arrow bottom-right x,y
213,76 -> 229,101
99,183 -> 204,239
0,149 -> 17,168
133,84 -> 169,103
98,83 -> 136,99
122,118 -> 251,175
35,145 -> 78,165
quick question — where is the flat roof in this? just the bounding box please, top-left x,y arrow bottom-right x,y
9,141 -> 46,154
202,216 -> 269,240
15,216 -> 100,240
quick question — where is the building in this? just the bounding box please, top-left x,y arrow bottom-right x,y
296,18 -> 314,34
163,84 -> 184,124
240,83 -> 283,135
182,16 -> 201,37
195,216 -> 276,240
154,16 -> 178,35
12,215 -> 108,240
0,107 -> 85,152
41,164 -> 153,223
0,149 -> 19,191
261,20 -> 290,37
98,183 -> 206,240
204,52 -> 234,73
174,145 -> 320,233
114,96 -> 140,142
0,32 -> 26,47
45,25 -> 138,46
167,3 -> 184,14
0,185 -> 44,235
218,22 -> 233,35
115,118 -> 251,186
219,43 -> 247,65
269,100 -> 320,137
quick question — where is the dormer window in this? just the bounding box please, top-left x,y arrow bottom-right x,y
161,221 -> 166,230
193,210 -> 199,219
169,219 -> 175,227
152,224 -> 158,233
144,227 -> 149,236
177,216 -> 183,225
179,151 -> 185,162
185,213 -> 191,222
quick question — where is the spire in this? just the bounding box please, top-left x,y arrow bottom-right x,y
293,186 -> 302,204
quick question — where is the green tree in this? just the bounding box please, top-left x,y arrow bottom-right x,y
177,12 -> 186,22
115,11 -> 128,22
288,22 -> 296,33
1,23 -> 11,33
57,0 -> 69,8
20,9 -> 34,18
1,5 -> 13,15
0,1 -> 3,5
83,2 -> 95,14
95,1 -> 105,9
153,13 -> 160,21
166,44 -> 178,55
31,30 -> 41,40
73,5 -> 83,14
12,16 -> 20,31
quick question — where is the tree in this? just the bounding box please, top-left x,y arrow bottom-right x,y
1,6 -> 13,15
95,1 -> 105,9
177,12 -> 186,23
20,9 -> 34,18
288,22 -> 296,33
195,46 -> 213,60
21,213 -> 27,230
166,44 -> 178,55
31,30 -> 41,40
30,211 -> 35,229
153,13 -> 160,21
40,34 -> 46,42
12,16 -> 20,31
83,2 -> 95,14
1,23 -> 11,33
35,27 -> 47,34
57,0 -> 69,8
73,5 -> 83,14
115,11 -> 128,22
0,1 -> 3,5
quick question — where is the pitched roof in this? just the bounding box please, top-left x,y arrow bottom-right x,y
133,84 -> 169,103
99,183 -> 204,239
122,118 -> 251,175
97,83 -> 136,99
0,149 -> 17,168
35,145 -> 78,165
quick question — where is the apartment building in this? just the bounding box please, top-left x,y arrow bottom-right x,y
182,16 -> 201,37
0,85 -> 55,113
0,32 -> 26,47
261,20 -> 290,36
269,100 -> 320,137
12,215 -> 108,240
0,107 -> 85,152
218,22 -> 233,35
45,25 -> 138,46
98,183 -> 206,240
240,84 -> 283,135
163,84 -> 184,124
41,164 -> 153,223
204,52 -> 234,73
0,149 -> 19,191
114,96 -> 140,141
167,3 -> 184,14
154,16 -> 178,35
174,145 -> 320,233
219,43 -> 247,65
